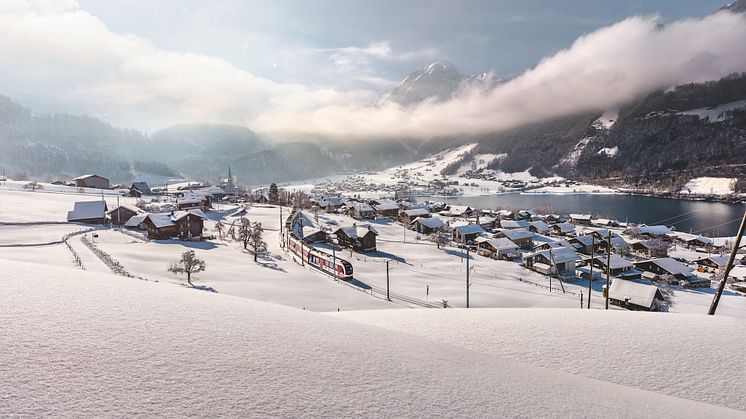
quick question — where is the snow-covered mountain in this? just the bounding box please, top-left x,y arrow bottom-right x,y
722,0 -> 746,13
381,61 -> 501,106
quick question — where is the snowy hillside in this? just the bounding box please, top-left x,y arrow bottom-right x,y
338,309 -> 746,411
1,259 -> 742,417
680,177 -> 737,196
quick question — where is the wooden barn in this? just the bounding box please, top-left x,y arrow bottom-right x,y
108,204 -> 141,225
452,224 -> 484,245
67,201 -> 108,224
475,237 -> 520,260
494,228 -> 534,249
608,279 -> 665,311
143,210 -> 206,240
333,225 -> 379,252
399,208 -> 430,225
412,216 -> 445,234
74,174 -> 110,189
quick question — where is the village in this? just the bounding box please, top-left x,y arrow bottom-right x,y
2,167 -> 745,315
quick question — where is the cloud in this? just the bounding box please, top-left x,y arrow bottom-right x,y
253,11 -> 746,139
1,2 -> 745,139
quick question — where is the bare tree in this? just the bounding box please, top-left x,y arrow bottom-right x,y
248,222 -> 268,262
23,181 -> 42,191
215,221 -> 225,241
432,232 -> 448,250
237,217 -> 252,249
168,250 -> 206,287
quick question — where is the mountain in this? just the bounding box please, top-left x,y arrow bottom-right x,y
380,61 -> 501,106
722,0 -> 746,13
150,123 -> 265,159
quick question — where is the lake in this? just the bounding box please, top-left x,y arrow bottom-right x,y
415,193 -> 746,236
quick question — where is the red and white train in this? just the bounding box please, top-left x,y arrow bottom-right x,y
286,232 -> 354,280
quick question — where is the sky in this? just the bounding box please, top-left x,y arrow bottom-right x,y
0,0 -> 743,137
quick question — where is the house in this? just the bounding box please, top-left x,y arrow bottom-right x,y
523,246 -> 578,277
608,279 -> 665,311
630,240 -> 668,258
124,214 -> 147,230
107,204 -> 141,225
515,210 -> 538,221
334,225 -> 378,252
129,182 -> 151,197
143,210 -> 206,240
528,221 -> 550,235
594,218 -> 621,227
625,225 -> 672,239
452,224 -> 485,245
494,228 -> 534,249
589,254 -> 636,277
301,226 -> 328,243
446,205 -> 473,217
176,194 -> 210,210
685,235 -> 714,249
346,202 -> 376,219
476,216 -> 497,230
67,201 -> 108,224
475,237 -> 520,260
74,174 -> 110,189
312,196 -> 345,211
693,255 -> 737,273
412,216 -> 445,234
634,258 -> 698,286
371,199 -> 400,218
550,222 -> 576,236
569,235 -> 598,255
500,220 -> 530,229
545,214 -> 563,223
399,208 -> 430,225
569,213 -> 592,225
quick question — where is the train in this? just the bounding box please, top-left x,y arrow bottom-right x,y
285,229 -> 354,280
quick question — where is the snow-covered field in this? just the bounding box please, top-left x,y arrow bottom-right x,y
2,259 -> 743,417
680,177 -> 737,196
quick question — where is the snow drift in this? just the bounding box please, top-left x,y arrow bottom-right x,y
1,259 -> 742,417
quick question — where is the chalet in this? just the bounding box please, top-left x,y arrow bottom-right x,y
301,226 -> 328,243
545,214 -> 563,223
346,202 -> 376,219
312,196 -> 345,211
452,224 -> 485,245
569,235 -> 597,255
496,209 -> 514,220
589,254 -> 636,277
371,199 -> 400,218
534,239 -> 572,251
630,240 -> 668,258
634,258 -> 698,286
475,237 -> 520,260
176,194 -> 210,211
399,208 -> 430,225
494,228 -> 534,249
591,231 -> 628,253
594,218 -> 621,227
524,246 -> 578,277
446,205 -> 473,218
107,204 -> 141,225
143,210 -> 206,240
74,174 -> 110,189
334,225 -> 378,252
515,210 -> 539,221
685,235 -> 714,249
569,213 -> 592,225
608,279 -> 665,311
129,182 -> 151,197
500,220 -> 530,230
67,201 -> 108,224
550,222 -> 576,237
693,255 -> 737,273
195,186 -> 229,200
412,216 -> 445,234
476,216 -> 497,230
625,225 -> 672,240
528,221 -> 550,235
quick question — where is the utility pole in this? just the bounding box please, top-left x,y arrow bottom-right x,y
466,246 -> 471,308
606,231 -> 612,310
588,235 -> 594,309
709,211 -> 746,315
386,260 -> 391,301
279,206 -> 283,249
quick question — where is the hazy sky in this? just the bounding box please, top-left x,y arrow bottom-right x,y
0,0 -> 741,135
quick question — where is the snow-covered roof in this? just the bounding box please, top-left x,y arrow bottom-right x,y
633,225 -> 672,236
552,222 -> 576,233
499,228 -> 533,241
73,174 -> 106,180
573,235 -> 595,246
414,216 -> 445,229
501,220 -> 530,229
403,208 -> 430,217
570,213 -> 592,220
528,221 -> 550,232
67,201 -> 107,221
195,185 -> 228,196
609,279 -> 660,308
336,225 -> 379,239
453,224 -> 484,235
448,205 -> 471,216
694,255 -> 732,267
146,213 -> 175,228
687,235 -> 714,245
349,202 -> 375,212
108,204 -> 140,215
640,258 -> 693,277
477,237 -> 520,252
594,254 -> 634,270
478,216 -> 496,225
172,209 -> 207,221
530,246 -> 579,264
124,214 -> 147,227
371,200 -> 399,211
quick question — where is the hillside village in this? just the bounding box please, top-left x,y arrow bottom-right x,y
2,164 -> 745,315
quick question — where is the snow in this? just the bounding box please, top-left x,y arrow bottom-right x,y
2,259 -> 744,417
524,183 -> 620,195
597,146 -> 619,157
608,278 -> 659,307
336,308 -> 746,411
679,99 -> 746,122
680,177 -> 736,196
559,136 -> 593,167
593,109 -> 619,129
66,200 -> 107,221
